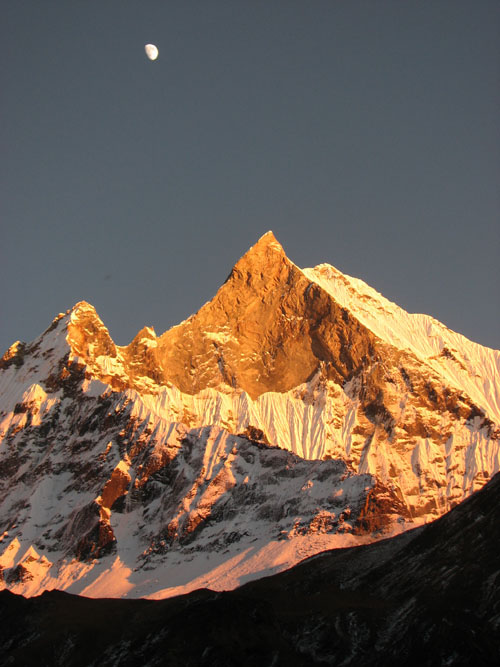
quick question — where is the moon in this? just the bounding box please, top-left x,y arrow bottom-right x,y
145,44 -> 159,61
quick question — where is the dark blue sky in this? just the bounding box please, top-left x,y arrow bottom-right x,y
2,1 -> 499,353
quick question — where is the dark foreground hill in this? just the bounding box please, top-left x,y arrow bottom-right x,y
1,473 -> 499,666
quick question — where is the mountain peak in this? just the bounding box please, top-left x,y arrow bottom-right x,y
1,233 -> 499,603
155,231 -> 382,398
250,230 -> 284,255
256,229 -> 281,246
235,230 -> 285,264
66,301 -> 117,364
226,231 -> 289,289
71,300 -> 96,313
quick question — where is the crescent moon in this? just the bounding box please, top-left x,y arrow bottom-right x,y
145,44 -> 159,61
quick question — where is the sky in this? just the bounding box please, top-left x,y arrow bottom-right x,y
2,1 -> 499,354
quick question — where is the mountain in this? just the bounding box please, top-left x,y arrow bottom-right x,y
2,471 -> 499,666
0,231 -> 498,598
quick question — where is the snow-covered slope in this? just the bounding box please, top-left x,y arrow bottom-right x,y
0,231 -> 498,598
304,263 -> 500,422
0,345 -> 403,598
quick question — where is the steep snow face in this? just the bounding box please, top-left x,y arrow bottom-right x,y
0,231 -> 499,599
129,376 -> 498,519
304,263 -> 500,422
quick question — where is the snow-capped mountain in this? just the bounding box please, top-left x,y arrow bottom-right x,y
0,232 -> 498,598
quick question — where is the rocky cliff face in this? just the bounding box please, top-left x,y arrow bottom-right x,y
156,233 -> 381,397
0,232 -> 498,598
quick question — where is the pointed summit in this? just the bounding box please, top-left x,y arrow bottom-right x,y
225,230 -> 291,294
253,230 -> 283,251
70,300 -> 98,314
230,231 -> 286,269
66,301 -> 117,364
241,230 -> 282,252
155,231 -> 381,398
235,231 -> 285,262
